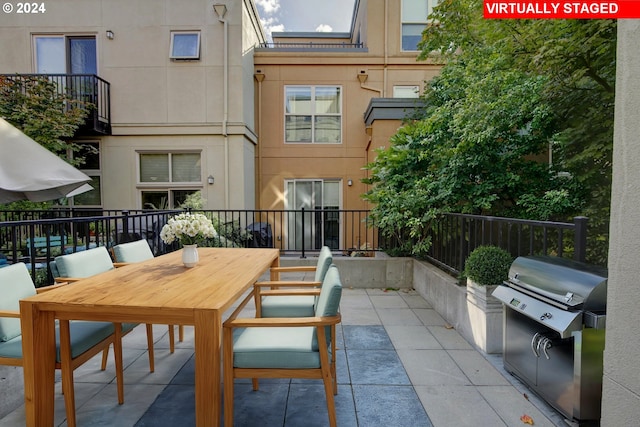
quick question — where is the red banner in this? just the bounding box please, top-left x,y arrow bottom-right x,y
484,0 -> 640,18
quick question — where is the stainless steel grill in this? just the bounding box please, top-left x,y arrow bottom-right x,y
492,256 -> 607,425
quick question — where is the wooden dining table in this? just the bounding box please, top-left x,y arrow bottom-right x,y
19,247 -> 280,427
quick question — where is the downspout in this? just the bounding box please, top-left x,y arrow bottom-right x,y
255,71 -> 265,208
383,0 -> 388,97
215,5 -> 230,208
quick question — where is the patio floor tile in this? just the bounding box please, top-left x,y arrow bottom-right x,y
0,287 -> 566,427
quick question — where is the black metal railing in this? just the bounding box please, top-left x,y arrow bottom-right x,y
258,42 -> 365,50
0,208 -> 589,285
426,213 -> 588,275
0,73 -> 111,135
0,210 -> 180,286
193,208 -> 378,258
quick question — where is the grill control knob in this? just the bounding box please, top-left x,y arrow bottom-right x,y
540,312 -> 553,321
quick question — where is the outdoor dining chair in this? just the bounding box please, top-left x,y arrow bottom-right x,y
112,239 -> 184,352
0,263 -> 127,427
52,246 -> 156,373
223,264 -> 343,427
254,245 -> 333,317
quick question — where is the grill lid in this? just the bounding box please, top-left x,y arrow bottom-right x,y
506,256 -> 607,312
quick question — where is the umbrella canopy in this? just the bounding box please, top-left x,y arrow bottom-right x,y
0,117 -> 92,203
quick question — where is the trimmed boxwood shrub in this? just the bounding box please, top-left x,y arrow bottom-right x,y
463,245 -> 513,287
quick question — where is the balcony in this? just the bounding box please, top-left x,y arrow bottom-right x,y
256,41 -> 367,53
0,73 -> 111,136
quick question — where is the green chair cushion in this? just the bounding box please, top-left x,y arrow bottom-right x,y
0,321 -> 115,362
112,240 -> 154,263
314,265 -> 342,318
0,335 -> 23,359
233,326 -> 320,369
0,263 -> 36,342
314,246 -> 334,282
232,264 -> 343,370
261,296 -> 315,318
54,246 -> 114,278
55,321 -> 115,360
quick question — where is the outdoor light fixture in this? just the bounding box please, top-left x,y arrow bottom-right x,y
347,179 -> 353,186
207,175 -> 215,185
213,3 -> 227,19
106,30 -> 114,40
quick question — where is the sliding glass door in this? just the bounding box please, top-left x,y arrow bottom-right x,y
285,179 -> 340,250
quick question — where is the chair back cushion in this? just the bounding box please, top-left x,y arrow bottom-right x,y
113,239 -> 154,263
314,264 -> 342,318
54,246 -> 114,278
0,263 -> 36,341
49,260 -> 60,278
314,246 -> 334,282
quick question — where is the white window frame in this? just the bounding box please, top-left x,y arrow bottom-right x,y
284,179 -> 343,250
393,85 -> 421,98
137,151 -> 202,185
33,34 -> 98,73
284,85 -> 342,144
401,0 -> 439,52
169,31 -> 201,60
137,151 -> 203,209
69,141 -> 102,207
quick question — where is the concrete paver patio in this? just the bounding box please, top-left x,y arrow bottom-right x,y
0,286 -> 567,427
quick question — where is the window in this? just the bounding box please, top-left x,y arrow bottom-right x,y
170,31 -> 201,60
141,190 -> 199,209
139,152 -> 201,183
393,85 -> 420,98
71,142 -> 102,206
402,0 -> 439,51
34,35 -> 97,74
285,86 -> 341,143
138,152 -> 202,208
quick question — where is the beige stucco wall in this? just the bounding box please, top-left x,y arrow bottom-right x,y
600,20 -> 640,426
0,0 -> 263,210
254,0 -> 442,214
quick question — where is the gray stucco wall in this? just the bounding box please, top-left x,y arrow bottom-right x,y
600,19 -> 640,426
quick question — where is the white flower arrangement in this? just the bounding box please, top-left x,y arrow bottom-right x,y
160,212 -> 217,246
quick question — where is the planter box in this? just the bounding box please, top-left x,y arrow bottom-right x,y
412,260 -> 504,354
466,279 -> 504,354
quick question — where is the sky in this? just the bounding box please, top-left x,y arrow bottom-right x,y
255,0 -> 356,41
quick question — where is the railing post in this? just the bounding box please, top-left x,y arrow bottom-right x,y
300,207 -> 306,259
459,216 -> 466,274
121,210 -> 130,244
573,216 -> 588,263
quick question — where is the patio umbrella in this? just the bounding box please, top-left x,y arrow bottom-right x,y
0,117 -> 92,203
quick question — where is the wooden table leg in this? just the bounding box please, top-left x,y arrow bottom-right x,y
194,309 -> 221,427
20,300 -> 56,427
270,255 -> 280,281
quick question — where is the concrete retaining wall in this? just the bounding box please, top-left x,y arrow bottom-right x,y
280,254 -> 414,289
412,259 -> 503,354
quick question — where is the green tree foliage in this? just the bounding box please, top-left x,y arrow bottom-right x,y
365,0 -> 614,264
0,75 -> 89,166
0,75 -> 90,209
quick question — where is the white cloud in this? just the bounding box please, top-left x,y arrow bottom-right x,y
315,24 -> 333,32
269,24 -> 285,33
255,0 -> 280,14
260,16 -> 285,42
